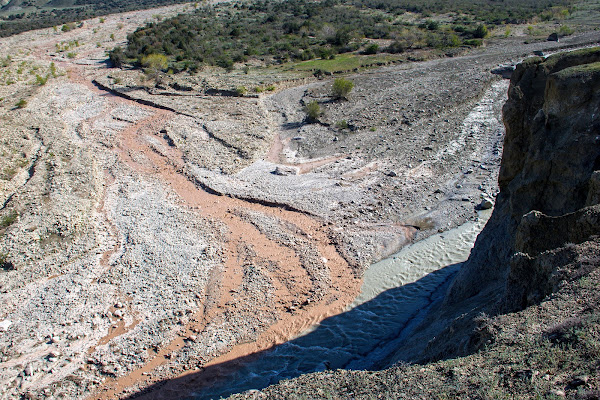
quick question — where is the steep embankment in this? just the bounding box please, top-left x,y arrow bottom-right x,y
229,47 -> 600,400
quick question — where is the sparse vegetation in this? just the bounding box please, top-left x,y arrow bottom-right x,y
0,211 -> 18,229
336,120 -> 349,129
0,251 -> 13,270
15,99 -> 27,109
35,74 -> 49,85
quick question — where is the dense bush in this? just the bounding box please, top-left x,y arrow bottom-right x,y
110,0 -> 570,71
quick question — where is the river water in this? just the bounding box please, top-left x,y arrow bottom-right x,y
192,209 -> 491,399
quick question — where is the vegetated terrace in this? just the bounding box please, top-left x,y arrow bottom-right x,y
110,0 -> 574,73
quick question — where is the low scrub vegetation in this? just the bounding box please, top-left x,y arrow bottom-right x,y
110,0 -> 571,73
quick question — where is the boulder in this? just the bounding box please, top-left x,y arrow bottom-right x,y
273,166 -> 299,176
477,196 -> 494,210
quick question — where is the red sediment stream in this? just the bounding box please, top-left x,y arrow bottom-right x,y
66,67 -> 362,399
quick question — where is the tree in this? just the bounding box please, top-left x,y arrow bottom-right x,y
304,100 -> 321,123
473,24 -> 489,39
332,77 -> 354,100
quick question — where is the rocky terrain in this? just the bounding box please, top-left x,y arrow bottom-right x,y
227,47 -> 600,400
0,3 -> 598,400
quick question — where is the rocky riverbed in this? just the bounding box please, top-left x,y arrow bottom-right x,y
0,5 -> 599,399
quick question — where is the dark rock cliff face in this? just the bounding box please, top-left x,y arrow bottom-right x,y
383,47 -> 600,364
447,47 -> 600,310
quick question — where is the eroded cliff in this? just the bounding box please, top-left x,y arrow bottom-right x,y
449,46 -> 600,310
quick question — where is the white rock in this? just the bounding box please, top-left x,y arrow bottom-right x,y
0,320 -> 12,332
273,166 -> 299,176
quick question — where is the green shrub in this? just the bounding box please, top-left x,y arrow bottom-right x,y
142,53 -> 168,72
558,25 -> 574,36
447,34 -> 461,47
464,39 -> 483,47
304,100 -> 321,123
235,86 -> 248,96
336,120 -> 349,129
266,85 -> 276,92
109,46 -> 125,68
0,211 -> 18,228
332,77 -> 354,100
15,99 -> 27,109
363,43 -> 379,55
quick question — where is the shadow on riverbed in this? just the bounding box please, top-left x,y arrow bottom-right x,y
126,262 -> 463,400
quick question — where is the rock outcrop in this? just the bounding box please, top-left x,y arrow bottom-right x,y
447,47 -> 600,311
225,47 -> 600,400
